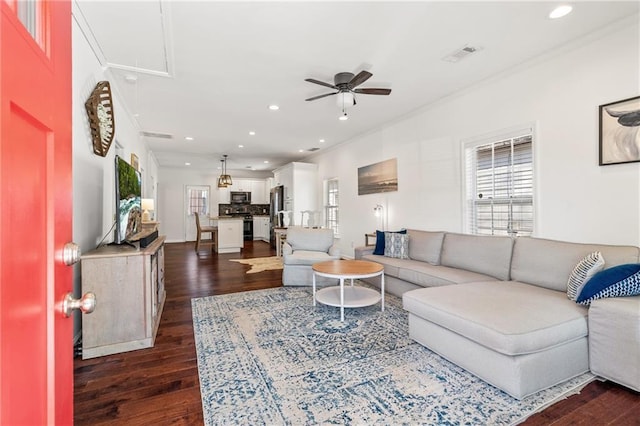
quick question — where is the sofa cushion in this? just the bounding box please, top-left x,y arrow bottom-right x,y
384,233 -> 409,259
286,227 -> 334,252
407,230 -> 444,265
283,250 -> 338,266
566,251 -> 605,301
403,281 -> 588,356
440,233 -> 513,281
398,262 -> 498,287
576,264 -> 640,305
360,254 -> 499,287
511,237 -> 640,292
359,254 -> 405,278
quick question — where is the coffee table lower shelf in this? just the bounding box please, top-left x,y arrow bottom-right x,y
315,286 -> 381,308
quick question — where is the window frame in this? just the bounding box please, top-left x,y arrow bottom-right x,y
462,124 -> 536,237
324,178 -> 339,238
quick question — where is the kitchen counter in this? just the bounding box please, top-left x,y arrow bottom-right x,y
209,217 -> 243,253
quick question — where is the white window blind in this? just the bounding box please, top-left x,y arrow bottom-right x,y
325,179 -> 339,237
188,188 -> 209,216
464,132 -> 534,237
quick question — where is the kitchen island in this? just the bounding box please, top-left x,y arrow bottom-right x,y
208,216 -> 244,253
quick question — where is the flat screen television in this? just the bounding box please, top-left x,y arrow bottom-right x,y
114,155 -> 142,244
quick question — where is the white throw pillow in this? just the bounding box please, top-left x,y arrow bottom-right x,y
566,251 -> 605,301
384,233 -> 409,259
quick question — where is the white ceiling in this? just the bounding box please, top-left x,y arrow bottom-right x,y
73,1 -> 639,173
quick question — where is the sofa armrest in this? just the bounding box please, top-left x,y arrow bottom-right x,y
282,242 -> 293,256
328,245 -> 341,258
354,245 -> 374,259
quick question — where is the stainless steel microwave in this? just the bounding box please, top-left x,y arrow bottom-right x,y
230,191 -> 251,204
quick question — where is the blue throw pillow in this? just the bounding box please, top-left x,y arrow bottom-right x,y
576,263 -> 640,305
373,229 -> 406,255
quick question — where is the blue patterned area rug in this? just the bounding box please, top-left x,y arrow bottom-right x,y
192,286 -> 594,425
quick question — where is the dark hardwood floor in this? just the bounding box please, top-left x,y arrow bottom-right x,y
74,241 -> 640,425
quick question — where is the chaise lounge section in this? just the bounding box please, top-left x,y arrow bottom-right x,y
355,230 -> 640,399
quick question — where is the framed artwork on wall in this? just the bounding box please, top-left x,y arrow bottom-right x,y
599,95 -> 640,165
358,158 -> 398,195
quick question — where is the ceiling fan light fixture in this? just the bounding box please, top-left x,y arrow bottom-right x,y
336,91 -> 355,108
338,112 -> 349,121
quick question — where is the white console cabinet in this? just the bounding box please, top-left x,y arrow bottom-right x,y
80,236 -> 166,359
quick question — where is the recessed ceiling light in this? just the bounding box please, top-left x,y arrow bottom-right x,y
185,136 -> 194,141
268,105 -> 279,111
238,144 -> 244,148
264,160 -> 269,164
249,131 -> 256,136
185,162 -> 191,166
549,5 -> 572,19
298,149 -> 304,153
319,139 -> 325,143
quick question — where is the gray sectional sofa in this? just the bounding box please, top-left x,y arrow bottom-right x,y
355,230 -> 640,399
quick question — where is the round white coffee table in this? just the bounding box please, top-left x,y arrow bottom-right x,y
312,260 -> 385,321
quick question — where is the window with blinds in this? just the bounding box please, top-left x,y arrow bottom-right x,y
464,132 -> 534,237
325,179 -> 339,237
187,187 -> 209,216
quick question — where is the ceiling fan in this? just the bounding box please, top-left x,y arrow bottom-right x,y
304,71 -> 391,104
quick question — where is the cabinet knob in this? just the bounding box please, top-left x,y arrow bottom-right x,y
62,292 -> 96,317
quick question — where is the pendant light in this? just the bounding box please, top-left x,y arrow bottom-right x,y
217,159 -> 226,188
218,154 -> 233,188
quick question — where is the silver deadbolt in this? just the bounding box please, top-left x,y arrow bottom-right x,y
63,242 -> 81,266
62,292 -> 96,317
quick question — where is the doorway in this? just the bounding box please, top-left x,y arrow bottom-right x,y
185,185 -> 210,241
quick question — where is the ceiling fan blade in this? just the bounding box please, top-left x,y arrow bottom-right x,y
305,78 -> 337,90
305,92 -> 338,101
348,70 -> 373,88
354,88 -> 392,95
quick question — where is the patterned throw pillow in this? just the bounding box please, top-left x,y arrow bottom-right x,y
566,251 -> 605,301
384,233 -> 409,259
576,263 -> 640,306
373,229 -> 406,255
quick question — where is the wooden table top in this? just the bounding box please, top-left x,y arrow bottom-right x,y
312,259 -> 383,275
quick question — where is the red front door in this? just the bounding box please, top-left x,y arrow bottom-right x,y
0,0 -> 73,424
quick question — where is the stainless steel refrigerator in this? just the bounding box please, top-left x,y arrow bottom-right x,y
269,185 -> 284,247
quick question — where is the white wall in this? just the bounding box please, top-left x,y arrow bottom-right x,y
71,13 -> 158,338
309,19 -> 640,258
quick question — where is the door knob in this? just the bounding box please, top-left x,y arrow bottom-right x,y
62,292 -> 96,317
63,242 -> 81,266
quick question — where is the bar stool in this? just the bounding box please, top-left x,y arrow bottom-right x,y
194,212 -> 218,252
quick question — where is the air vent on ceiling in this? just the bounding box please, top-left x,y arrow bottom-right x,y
140,131 -> 174,139
442,45 -> 480,63
308,147 -> 320,152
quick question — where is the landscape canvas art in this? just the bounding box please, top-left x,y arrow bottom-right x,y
358,158 -> 398,195
599,95 -> 640,165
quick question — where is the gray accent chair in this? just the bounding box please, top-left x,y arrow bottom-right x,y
282,227 -> 340,286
